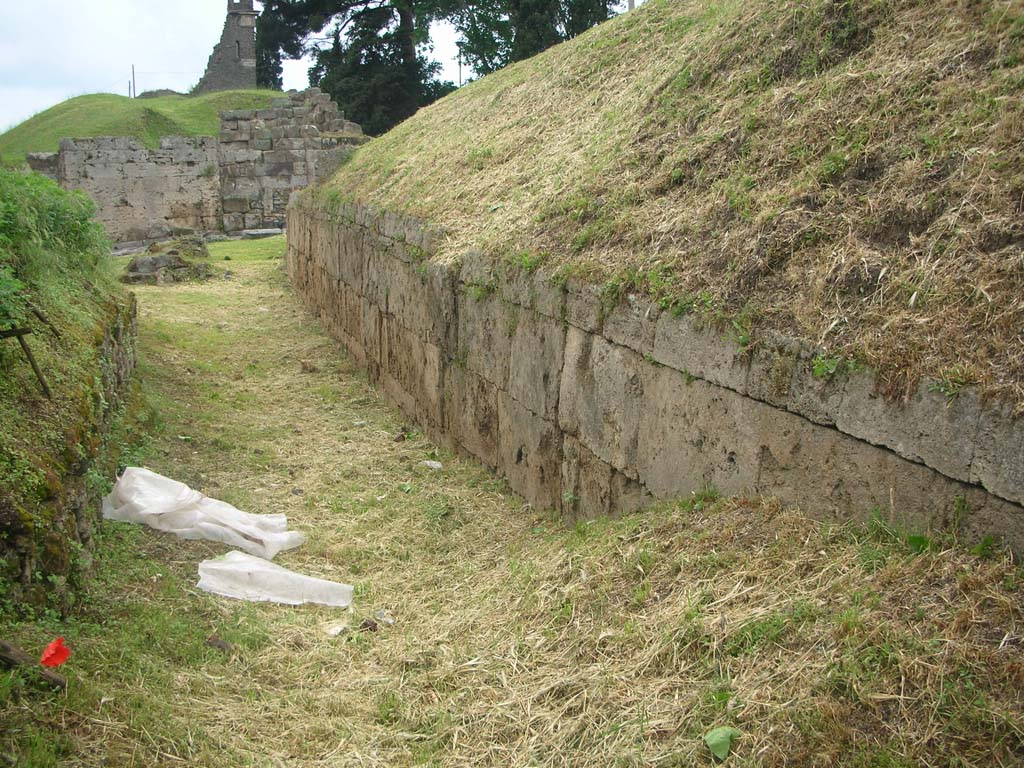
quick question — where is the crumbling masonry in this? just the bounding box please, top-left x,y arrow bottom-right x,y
27,89 -> 365,242
194,0 -> 259,94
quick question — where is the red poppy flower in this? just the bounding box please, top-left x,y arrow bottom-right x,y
40,637 -> 70,668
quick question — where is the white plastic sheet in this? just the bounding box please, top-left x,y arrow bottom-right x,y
197,551 -> 353,608
103,467 -> 306,560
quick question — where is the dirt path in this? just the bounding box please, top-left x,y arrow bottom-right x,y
2,237 -> 1022,768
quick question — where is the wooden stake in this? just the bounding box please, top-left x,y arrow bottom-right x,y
1,328 -> 52,398
0,640 -> 67,690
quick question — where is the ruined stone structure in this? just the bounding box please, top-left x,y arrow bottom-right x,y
32,90 -> 364,242
287,201 -> 1024,553
219,93 -> 362,231
56,137 -> 223,242
194,0 -> 259,94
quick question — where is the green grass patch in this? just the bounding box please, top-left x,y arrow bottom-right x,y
0,90 -> 281,165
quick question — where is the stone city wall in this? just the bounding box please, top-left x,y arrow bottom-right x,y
287,200 -> 1024,552
56,136 -> 222,243
46,89 -> 364,243
219,89 -> 362,232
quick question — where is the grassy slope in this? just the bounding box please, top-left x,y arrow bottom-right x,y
0,171 -> 124,600
316,0 -> 1024,406
0,90 -> 280,165
1,239 -> 1022,767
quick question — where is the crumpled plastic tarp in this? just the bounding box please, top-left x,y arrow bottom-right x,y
104,467 -> 354,608
197,551 -> 353,608
103,467 -> 306,560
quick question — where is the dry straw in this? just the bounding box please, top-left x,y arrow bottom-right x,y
10,252 -> 1018,767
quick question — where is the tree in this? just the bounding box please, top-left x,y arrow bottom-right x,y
256,0 -> 617,132
452,0 -> 615,76
308,6 -> 455,135
257,0 -> 453,134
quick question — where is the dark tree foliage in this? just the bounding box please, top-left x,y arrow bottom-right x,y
257,0 -> 454,134
309,7 -> 455,135
256,0 -> 614,133
509,0 -> 562,61
453,0 -> 615,75
447,1 -> 512,75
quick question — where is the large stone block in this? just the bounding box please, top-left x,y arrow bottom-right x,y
560,436 -> 649,521
636,363 -> 757,500
564,278 -> 604,332
558,329 -> 643,477
390,261 -> 457,349
361,298 -> 383,379
786,350 -> 847,426
379,316 -> 444,428
652,312 -> 749,394
753,402 -> 1024,551
508,310 -> 565,420
497,392 -> 562,510
444,366 -> 499,468
457,291 -> 514,388
603,294 -> 660,356
745,332 -> 802,409
970,401 -> 1024,506
836,373 -> 982,482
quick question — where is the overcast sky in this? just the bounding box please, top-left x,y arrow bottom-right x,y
0,0 -> 464,131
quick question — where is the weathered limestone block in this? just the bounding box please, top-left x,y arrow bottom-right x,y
564,278 -> 604,332
835,373 -> 982,482
497,392 -> 562,509
378,316 -> 444,427
457,291 -> 515,388
361,244 -> 392,310
459,251 -> 497,288
652,312 -> 749,394
361,298 -> 383,378
970,402 -> 1024,506
558,329 -> 643,477
387,260 -> 457,349
640,361 -> 764,499
222,198 -> 253,214
325,276 -> 365,366
320,224 -> 355,286
745,333 -> 802,408
753,401 -> 1024,551
445,366 -> 499,468
508,310 -> 565,420
603,294 -> 660,356
786,351 -> 847,425
497,266 -> 565,320
560,436 -> 649,520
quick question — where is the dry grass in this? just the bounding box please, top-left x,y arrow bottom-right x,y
2,239 -> 1023,766
314,0 -> 1024,407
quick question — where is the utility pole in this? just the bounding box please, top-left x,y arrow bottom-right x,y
132,65 -> 137,98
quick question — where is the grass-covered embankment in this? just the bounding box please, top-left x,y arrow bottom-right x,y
2,237 -> 1021,766
314,0 -> 1024,407
0,89 -> 281,166
0,169 -> 134,609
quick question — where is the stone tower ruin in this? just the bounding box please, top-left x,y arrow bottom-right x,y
194,0 -> 259,94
